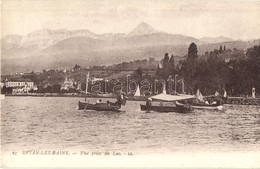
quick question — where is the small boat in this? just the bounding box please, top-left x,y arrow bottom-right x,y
177,101 -> 224,111
78,101 -> 122,111
78,72 -> 126,111
79,94 -> 127,111
140,93 -> 194,113
130,85 -> 147,101
182,89 -> 225,111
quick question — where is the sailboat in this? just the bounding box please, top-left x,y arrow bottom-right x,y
130,84 -> 149,101
78,72 -> 126,111
134,85 -> 141,97
184,89 -> 224,111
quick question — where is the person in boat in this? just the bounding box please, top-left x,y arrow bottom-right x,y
211,101 -> 218,105
116,90 -> 127,105
115,92 -> 123,105
96,99 -> 102,103
116,94 -> 122,105
159,101 -> 163,106
146,98 -> 152,107
223,89 -> 228,104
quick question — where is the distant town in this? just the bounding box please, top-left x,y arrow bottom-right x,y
1,43 -> 260,98
1,58 -> 159,96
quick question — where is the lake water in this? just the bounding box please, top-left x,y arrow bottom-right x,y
1,96 -> 260,154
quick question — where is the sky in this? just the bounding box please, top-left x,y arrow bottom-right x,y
1,0 -> 260,40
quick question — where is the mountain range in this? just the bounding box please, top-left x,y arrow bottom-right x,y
1,22 -> 260,75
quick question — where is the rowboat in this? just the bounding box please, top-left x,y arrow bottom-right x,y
78,72 -> 126,111
78,101 -> 121,111
176,101 -> 224,111
186,89 -> 225,111
191,104 -> 224,110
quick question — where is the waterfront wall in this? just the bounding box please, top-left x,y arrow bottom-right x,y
227,97 -> 260,105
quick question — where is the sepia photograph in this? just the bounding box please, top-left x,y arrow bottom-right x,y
1,0 -> 260,168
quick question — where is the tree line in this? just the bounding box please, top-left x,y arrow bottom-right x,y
156,43 -> 260,96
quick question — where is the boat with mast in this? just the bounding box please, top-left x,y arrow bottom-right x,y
78,72 -> 127,111
130,84 -> 146,100
178,89 -> 224,111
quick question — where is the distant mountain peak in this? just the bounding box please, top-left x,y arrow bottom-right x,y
128,22 -> 158,36
138,22 -> 152,27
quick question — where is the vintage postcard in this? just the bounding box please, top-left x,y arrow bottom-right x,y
1,0 -> 260,168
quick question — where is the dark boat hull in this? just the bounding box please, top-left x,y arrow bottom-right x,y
78,101 -> 121,111
140,103 -> 191,113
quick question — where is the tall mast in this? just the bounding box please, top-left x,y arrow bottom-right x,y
86,72 -> 89,94
85,72 -> 89,101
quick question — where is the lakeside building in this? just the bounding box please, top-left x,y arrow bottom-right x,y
5,79 -> 34,93
0,82 -> 4,88
61,76 -> 75,90
72,64 -> 82,72
5,79 -> 34,88
33,85 -> 38,91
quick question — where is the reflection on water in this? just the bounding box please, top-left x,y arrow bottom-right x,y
1,97 -> 260,153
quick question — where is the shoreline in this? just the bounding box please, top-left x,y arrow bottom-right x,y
4,93 -> 148,101
3,94 -> 260,105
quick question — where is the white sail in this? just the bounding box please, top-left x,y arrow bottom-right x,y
134,85 -> 141,96
215,91 -> 219,96
252,87 -> 255,98
196,89 -> 204,102
224,90 -> 227,97
163,83 -> 166,94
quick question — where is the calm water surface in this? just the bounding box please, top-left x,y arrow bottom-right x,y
1,96 -> 260,153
